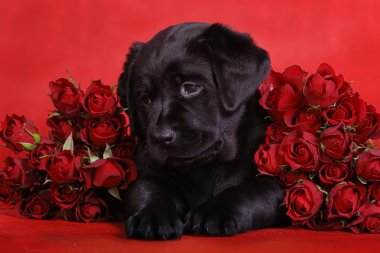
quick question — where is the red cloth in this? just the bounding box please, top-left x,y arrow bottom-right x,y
1,214 -> 380,253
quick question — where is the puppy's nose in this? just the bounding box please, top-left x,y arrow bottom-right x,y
151,129 -> 175,147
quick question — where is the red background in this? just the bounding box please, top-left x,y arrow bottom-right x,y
1,0 -> 380,252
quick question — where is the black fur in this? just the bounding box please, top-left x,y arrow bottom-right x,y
117,22 -> 290,240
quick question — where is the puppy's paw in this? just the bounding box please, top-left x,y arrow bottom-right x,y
185,202 -> 244,236
126,205 -> 183,240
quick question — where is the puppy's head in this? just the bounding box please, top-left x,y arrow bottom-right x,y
118,23 -> 270,167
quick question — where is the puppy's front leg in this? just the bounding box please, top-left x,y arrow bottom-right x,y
185,176 -> 289,235
125,175 -> 185,240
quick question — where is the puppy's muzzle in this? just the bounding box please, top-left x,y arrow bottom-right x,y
150,128 -> 176,147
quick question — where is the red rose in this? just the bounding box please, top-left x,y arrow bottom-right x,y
80,115 -> 125,148
113,138 -> 136,159
47,115 -> 74,143
356,149 -> 380,181
306,210 -> 345,231
19,190 -> 56,219
49,78 -> 83,117
349,204 -> 380,233
72,194 -> 108,222
254,144 -> 285,176
265,122 -> 289,144
279,170 -> 308,187
259,67 -> 306,120
318,162 -> 350,184
1,157 -> 32,186
28,142 -> 56,168
81,80 -> 117,117
354,105 -> 380,144
327,182 -> 366,219
285,180 -> 324,223
118,159 -> 138,190
280,131 -> 319,172
304,63 -> 344,108
322,93 -> 366,126
39,150 -> 81,184
0,175 -> 21,210
283,108 -> 323,132
50,184 -> 83,209
0,114 -> 39,152
320,123 -> 353,161
368,183 -> 380,206
80,158 -> 128,188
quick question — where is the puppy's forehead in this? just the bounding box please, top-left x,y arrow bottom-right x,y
136,23 -> 209,73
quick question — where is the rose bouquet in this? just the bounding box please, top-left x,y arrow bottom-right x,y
0,75 -> 137,222
255,63 -> 380,233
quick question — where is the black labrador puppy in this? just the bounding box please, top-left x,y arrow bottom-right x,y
117,22 -> 289,240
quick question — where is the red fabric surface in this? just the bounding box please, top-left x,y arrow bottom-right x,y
2,0 -> 380,252
1,213 -> 380,253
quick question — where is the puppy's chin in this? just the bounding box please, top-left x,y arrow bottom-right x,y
147,140 -> 223,167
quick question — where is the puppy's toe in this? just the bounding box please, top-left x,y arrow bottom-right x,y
125,206 -> 184,240
185,203 -> 243,236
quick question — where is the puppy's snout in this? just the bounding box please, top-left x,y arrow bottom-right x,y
151,128 -> 176,147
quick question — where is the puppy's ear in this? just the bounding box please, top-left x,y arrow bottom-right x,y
192,24 -> 270,112
118,42 -> 144,135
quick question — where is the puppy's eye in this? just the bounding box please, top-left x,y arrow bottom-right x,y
140,94 -> 151,105
181,82 -> 203,97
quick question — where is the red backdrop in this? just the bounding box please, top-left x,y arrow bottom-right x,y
1,0 -> 380,154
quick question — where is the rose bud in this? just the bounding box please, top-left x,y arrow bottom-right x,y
285,180 -> 324,223
265,122 -> 289,144
322,93 -> 366,126
327,182 -> 366,219
320,123 -> 353,161
0,175 -> 21,209
304,63 -> 344,108
356,149 -> 380,181
306,210 -> 345,231
28,142 -> 56,168
81,80 -> 117,117
50,183 -> 83,209
47,115 -> 74,143
259,68 -> 305,121
1,157 -> 33,186
348,204 -> 380,233
80,158 -> 127,189
284,108 -> 323,132
354,105 -> 380,144
113,138 -> 135,159
279,170 -> 308,187
254,144 -> 285,176
72,195 -> 108,222
80,115 -> 125,148
279,131 -> 319,172
19,190 -> 56,219
39,150 -> 81,184
0,114 -> 40,152
318,162 -> 350,184
49,78 -> 83,117
368,183 -> 380,206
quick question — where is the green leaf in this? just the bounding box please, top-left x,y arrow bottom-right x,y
111,83 -> 118,93
316,185 -> 329,195
48,111 -> 61,119
62,133 -> 74,154
107,187 -> 122,201
25,129 -> 41,144
66,68 -> 78,88
18,142 -> 37,151
357,175 -> 367,185
103,144 -> 113,159
87,147 -> 100,163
